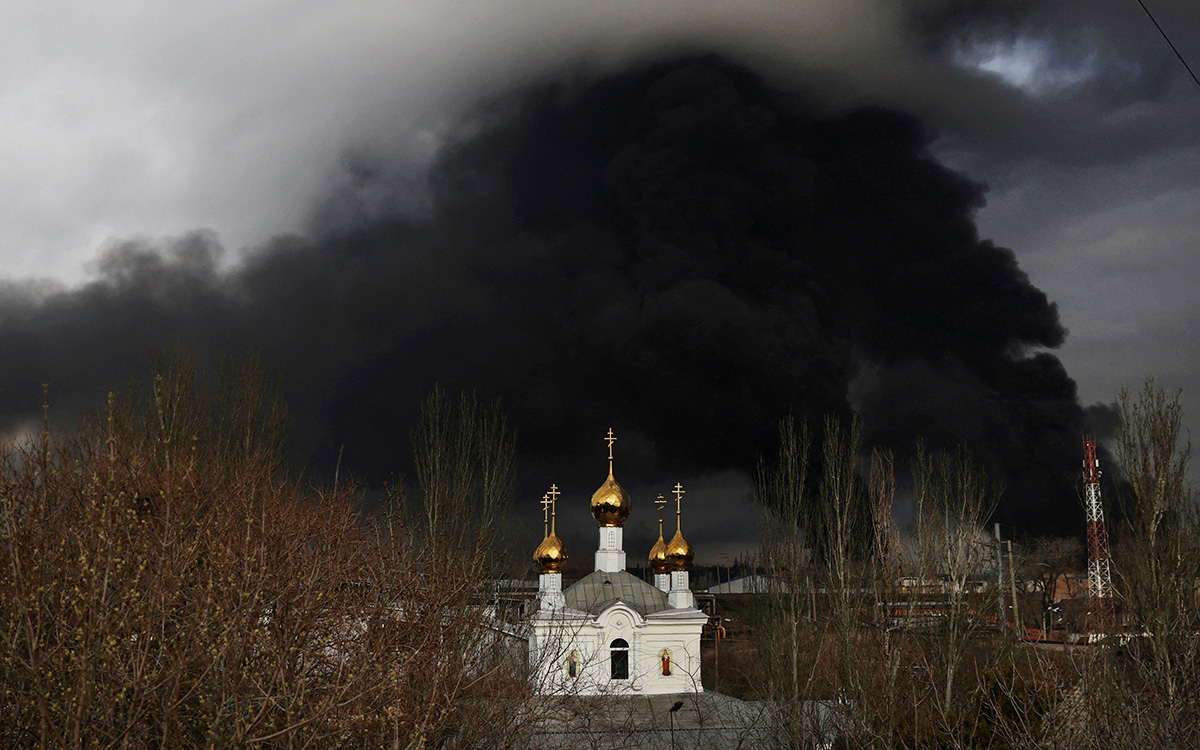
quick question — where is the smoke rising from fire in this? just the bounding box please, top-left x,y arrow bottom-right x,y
0,54 -> 1105,536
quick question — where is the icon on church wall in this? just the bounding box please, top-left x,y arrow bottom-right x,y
567,651 -> 579,678
660,649 -> 672,676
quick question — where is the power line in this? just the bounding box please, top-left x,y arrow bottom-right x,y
1137,0 -> 1200,91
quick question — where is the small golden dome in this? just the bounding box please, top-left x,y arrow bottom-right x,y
649,533 -> 670,573
533,533 -> 567,573
664,528 -> 694,571
590,472 -> 632,527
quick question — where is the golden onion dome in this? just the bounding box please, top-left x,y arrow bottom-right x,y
649,533 -> 670,573
664,528 -> 694,571
590,472 -> 632,527
533,533 -> 567,573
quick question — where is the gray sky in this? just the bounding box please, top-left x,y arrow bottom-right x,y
2,1 -> 1198,555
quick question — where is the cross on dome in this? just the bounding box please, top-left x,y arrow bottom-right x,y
533,484 -> 567,573
548,484 -> 561,533
649,492 -> 670,574
665,481 -> 694,571
590,428 -> 631,527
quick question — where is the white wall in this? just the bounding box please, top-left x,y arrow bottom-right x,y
529,603 -> 705,696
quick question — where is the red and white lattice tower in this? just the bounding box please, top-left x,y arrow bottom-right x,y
1082,435 -> 1113,619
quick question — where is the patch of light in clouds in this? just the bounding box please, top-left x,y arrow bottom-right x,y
952,35 -> 1102,95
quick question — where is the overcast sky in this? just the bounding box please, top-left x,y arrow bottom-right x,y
2,1 -> 1197,558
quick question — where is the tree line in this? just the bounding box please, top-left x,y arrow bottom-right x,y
2,349 -> 1196,748
750,380 -> 1199,748
0,352 -> 528,749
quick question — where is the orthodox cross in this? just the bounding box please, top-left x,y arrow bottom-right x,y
655,493 -> 667,533
605,428 -> 617,474
548,484 -> 561,533
540,492 -> 551,537
673,483 -> 685,520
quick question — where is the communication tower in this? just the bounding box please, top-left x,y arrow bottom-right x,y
1082,435 -> 1113,622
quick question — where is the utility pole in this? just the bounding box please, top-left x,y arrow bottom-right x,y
714,626 -> 719,694
1007,540 -> 1020,636
995,523 -> 1005,630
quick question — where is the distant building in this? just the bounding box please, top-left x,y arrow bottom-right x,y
707,575 -> 787,594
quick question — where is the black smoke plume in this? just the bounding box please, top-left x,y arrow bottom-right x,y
0,55 -> 1098,536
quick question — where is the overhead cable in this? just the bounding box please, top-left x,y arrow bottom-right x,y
1137,0 -> 1200,91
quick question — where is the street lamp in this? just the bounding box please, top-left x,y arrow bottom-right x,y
669,700 -> 684,750
1036,562 -> 1051,640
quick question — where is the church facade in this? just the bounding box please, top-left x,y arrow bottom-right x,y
527,431 -> 709,696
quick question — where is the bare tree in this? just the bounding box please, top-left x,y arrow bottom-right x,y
912,443 -> 1001,719
813,414 -> 870,740
1111,379 -> 1199,737
411,385 -> 517,555
0,354 -> 533,750
978,382 -> 1200,750
863,446 -> 916,749
754,416 -> 879,746
754,417 -> 812,700
1020,536 -> 1084,634
816,415 -> 867,632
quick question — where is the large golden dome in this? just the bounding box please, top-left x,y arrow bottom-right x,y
590,471 -> 632,527
664,528 -> 694,571
533,533 -> 567,573
649,532 -> 670,573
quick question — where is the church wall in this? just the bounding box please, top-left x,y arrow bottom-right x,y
529,607 -> 705,696
529,615 -> 606,694
634,621 -> 705,694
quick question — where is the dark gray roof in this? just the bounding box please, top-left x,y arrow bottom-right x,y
563,570 -> 671,616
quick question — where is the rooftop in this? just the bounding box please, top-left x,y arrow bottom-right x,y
564,570 -> 671,616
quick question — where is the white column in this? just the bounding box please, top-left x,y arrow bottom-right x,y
668,569 -> 694,609
538,572 -> 565,610
594,526 -> 626,572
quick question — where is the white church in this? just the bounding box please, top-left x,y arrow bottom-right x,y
527,430 -> 709,695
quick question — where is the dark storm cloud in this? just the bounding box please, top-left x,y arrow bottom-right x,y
0,233 -> 232,425
900,0 -> 1199,169
0,55 -> 1103,537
